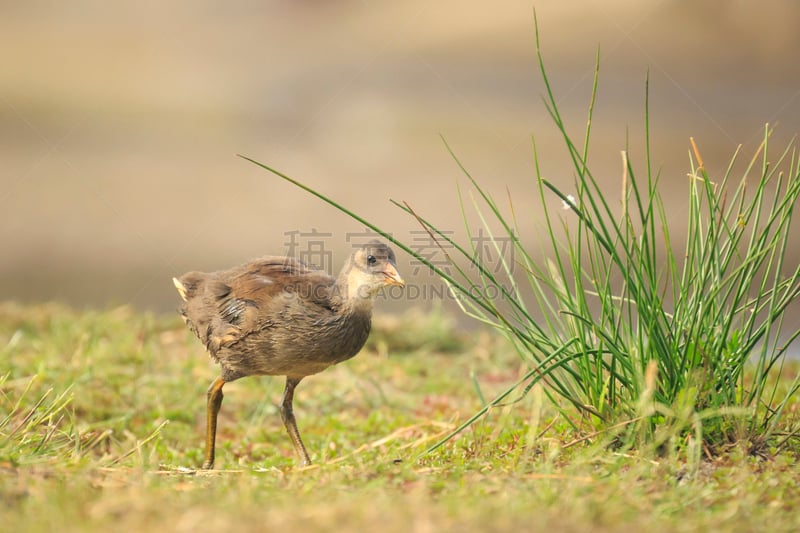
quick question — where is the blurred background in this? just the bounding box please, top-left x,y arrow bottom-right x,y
2,0 -> 799,314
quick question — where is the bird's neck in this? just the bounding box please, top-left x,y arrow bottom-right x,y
331,269 -> 375,315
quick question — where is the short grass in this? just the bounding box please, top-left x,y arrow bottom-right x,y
2,302 -> 799,532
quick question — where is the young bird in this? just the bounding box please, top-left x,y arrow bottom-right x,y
173,240 -> 404,468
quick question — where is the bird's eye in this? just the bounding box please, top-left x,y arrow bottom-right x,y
366,254 -> 377,265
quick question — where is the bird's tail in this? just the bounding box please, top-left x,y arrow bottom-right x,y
173,277 -> 188,301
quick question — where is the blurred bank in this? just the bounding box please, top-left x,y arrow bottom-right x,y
1,1 -> 799,315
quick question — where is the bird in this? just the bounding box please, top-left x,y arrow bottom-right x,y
172,240 -> 404,469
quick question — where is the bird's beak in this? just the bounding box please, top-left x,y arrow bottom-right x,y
382,263 -> 405,287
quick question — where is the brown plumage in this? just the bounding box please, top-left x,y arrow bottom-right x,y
173,240 -> 404,468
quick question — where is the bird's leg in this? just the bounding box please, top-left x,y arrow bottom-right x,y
202,376 -> 226,470
280,376 -> 311,466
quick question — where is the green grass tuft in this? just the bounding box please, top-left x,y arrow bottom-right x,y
243,14 -> 800,456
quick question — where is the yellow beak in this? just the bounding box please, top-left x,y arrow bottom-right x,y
382,262 -> 405,287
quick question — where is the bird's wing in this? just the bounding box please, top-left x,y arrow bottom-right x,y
227,256 -> 336,313
178,257 -> 335,356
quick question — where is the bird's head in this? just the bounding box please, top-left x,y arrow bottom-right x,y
342,240 -> 405,300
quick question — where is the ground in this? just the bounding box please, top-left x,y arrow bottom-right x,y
1,303 -> 798,532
